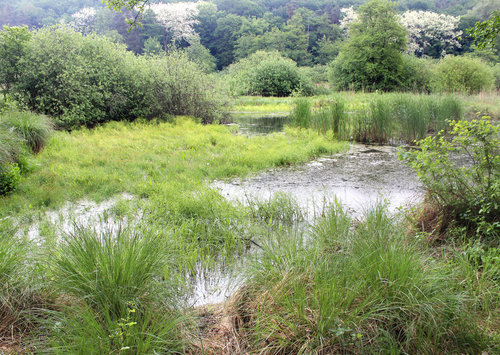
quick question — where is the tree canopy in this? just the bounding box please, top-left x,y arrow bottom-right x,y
330,0 -> 407,91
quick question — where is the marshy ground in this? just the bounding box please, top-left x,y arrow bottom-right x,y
1,93 -> 499,353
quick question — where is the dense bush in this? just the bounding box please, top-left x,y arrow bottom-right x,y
141,53 -> 229,124
11,26 -> 226,129
432,56 -> 495,94
226,51 -> 314,97
400,118 -> 499,243
400,55 -> 434,92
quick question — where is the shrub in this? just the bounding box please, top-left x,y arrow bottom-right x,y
141,52 -> 229,124
227,51 -> 313,97
400,117 -> 499,243
13,26 -> 226,129
400,54 -> 433,93
0,162 -> 21,195
432,56 -> 495,94
0,110 -> 53,153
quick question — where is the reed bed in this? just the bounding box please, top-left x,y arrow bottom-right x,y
290,93 -> 464,143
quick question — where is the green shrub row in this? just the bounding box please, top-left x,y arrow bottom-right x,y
328,55 -> 496,94
1,26 -> 228,129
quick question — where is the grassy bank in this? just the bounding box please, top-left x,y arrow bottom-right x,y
233,91 -> 500,119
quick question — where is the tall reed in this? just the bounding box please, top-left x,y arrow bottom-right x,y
290,98 -> 312,129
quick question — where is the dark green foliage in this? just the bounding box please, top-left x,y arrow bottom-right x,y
15,27 -> 140,128
12,26 -> 226,129
0,26 -> 32,97
467,10 -> 500,49
400,118 -> 500,243
252,61 -> 303,97
433,55 -> 495,94
329,0 -> 407,91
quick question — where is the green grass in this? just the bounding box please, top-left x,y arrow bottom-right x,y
43,226 -> 186,354
234,203 -> 488,354
232,96 -> 293,113
0,117 -> 346,217
0,111 -> 54,153
289,93 -> 465,143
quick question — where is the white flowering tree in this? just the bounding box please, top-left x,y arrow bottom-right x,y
70,7 -> 98,35
148,2 -> 200,46
339,7 -> 358,31
399,11 -> 462,58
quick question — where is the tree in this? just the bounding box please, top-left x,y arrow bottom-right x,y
467,11 -> 500,49
399,10 -> 462,58
0,26 -> 31,98
330,0 -> 407,91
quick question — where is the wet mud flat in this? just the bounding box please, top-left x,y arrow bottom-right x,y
213,143 -> 424,219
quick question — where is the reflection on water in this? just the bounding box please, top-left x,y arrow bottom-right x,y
231,113 -> 288,135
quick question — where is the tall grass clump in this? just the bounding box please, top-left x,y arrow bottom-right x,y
48,226 -> 185,353
0,110 -> 53,153
290,98 -> 312,129
393,94 -> 428,142
311,98 -> 349,139
233,203 -> 480,353
0,220 -> 46,345
246,192 -> 303,227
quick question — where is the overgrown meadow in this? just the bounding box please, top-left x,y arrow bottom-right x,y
1,3 -> 499,353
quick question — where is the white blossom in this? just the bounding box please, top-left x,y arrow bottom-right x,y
71,7 -> 97,34
399,10 -> 462,58
148,2 -> 200,44
339,6 -> 358,30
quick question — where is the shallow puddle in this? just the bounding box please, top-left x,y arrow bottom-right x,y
213,143 -> 423,219
230,113 -> 288,135
23,193 -> 135,242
